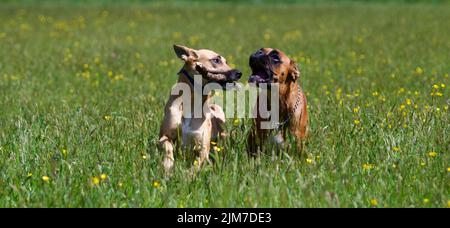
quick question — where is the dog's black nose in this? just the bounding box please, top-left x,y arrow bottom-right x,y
229,69 -> 242,81
235,71 -> 242,79
251,49 -> 264,59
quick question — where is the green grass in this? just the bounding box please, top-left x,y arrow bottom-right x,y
0,2 -> 449,208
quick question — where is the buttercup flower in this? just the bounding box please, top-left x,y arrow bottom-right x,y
91,177 -> 100,185
62,149 -> 68,157
415,67 -> 423,74
370,199 -> 378,206
233,118 -> 240,127
42,176 -> 50,182
428,151 -> 437,157
363,163 -> 374,170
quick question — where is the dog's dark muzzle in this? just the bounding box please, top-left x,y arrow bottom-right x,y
195,65 -> 242,89
248,49 -> 272,84
227,69 -> 242,82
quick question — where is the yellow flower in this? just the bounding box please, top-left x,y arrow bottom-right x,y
100,174 -> 108,181
62,149 -> 68,157
428,151 -> 437,157
83,63 -> 89,69
354,119 -> 360,125
441,83 -> 446,88
193,159 -> 199,167
423,198 -> 430,204
447,200 -> 450,208
213,146 -> 221,152
393,146 -> 400,152
363,163 -> 374,170
415,67 -> 423,74
432,84 -> 439,89
42,176 -> 50,182
406,99 -> 412,105
91,177 -> 100,185
103,115 -> 112,121
370,199 -> 378,206
152,180 -> 160,188
447,167 -> 450,172
27,172 -> 33,178
118,182 -> 123,187
142,155 -> 147,160
306,158 -> 313,164
233,118 -> 240,127
399,104 -> 406,110
372,91 -> 379,97
353,106 -> 360,113
210,141 -> 217,145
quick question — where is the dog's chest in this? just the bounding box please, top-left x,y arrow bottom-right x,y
181,115 -> 212,147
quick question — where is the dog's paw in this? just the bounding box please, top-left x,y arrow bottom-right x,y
163,157 -> 174,172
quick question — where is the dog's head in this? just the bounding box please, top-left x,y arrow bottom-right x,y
248,48 -> 299,86
174,44 -> 242,89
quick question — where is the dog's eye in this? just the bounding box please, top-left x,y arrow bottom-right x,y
211,58 -> 222,64
271,55 -> 281,63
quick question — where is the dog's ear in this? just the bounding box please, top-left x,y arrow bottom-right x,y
173,44 -> 198,62
288,60 -> 300,81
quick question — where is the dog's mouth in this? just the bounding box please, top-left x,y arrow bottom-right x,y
249,69 -> 271,84
248,53 -> 275,85
248,64 -> 273,85
196,65 -> 241,90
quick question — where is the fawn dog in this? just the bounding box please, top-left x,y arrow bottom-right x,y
159,45 -> 241,171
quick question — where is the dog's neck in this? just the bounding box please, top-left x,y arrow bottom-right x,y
177,69 -> 213,118
279,81 -> 298,113
263,81 -> 298,121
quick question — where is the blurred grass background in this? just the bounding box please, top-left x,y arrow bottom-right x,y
2,0 -> 450,4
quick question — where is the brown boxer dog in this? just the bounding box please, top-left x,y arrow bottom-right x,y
247,48 -> 308,156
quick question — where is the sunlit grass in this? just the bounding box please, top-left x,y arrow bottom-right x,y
0,2 -> 448,207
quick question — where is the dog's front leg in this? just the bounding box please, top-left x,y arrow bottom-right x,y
160,136 -> 175,171
192,120 -> 213,172
159,95 -> 183,172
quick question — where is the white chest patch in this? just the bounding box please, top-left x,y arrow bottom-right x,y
270,133 -> 285,145
181,114 -> 212,147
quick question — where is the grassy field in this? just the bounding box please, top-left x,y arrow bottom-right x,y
0,2 -> 449,208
